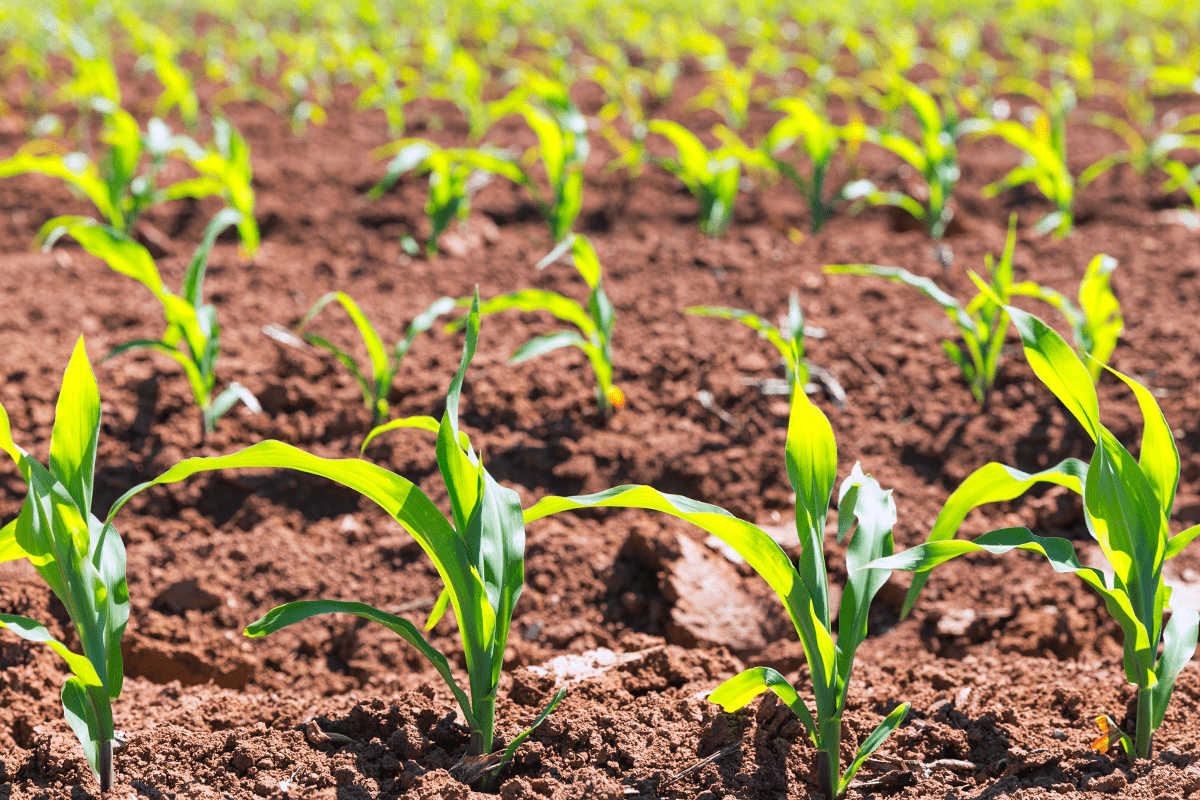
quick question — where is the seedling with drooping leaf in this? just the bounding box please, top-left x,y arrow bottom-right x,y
1,338 -> 128,792
37,210 -> 260,440
524,377 -> 910,800
452,234 -> 623,412
294,291 -> 457,428
103,295 -> 566,786
871,306 -> 1200,760
826,216 -> 1121,404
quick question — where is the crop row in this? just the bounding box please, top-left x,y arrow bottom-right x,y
3,5 -> 1200,248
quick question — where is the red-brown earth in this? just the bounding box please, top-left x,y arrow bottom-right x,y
2,60 -> 1200,800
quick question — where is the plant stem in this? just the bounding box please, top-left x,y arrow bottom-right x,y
468,695 -> 496,758
99,739 -> 113,792
817,716 -> 842,799
1135,684 -> 1153,759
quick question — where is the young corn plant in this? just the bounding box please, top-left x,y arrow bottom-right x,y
825,224 -> 1018,405
478,90 -> 589,242
764,97 -> 851,233
646,119 -> 771,237
1079,105 -> 1200,207
871,306 -> 1200,760
686,292 -> 844,404
826,218 -> 1121,403
972,79 -> 1076,236
103,296 -> 565,786
294,291 -> 457,428
1,339 -> 128,792
524,383 -> 910,799
38,210 -> 260,440
843,78 -> 974,239
0,106 -> 259,255
455,235 -> 623,413
366,139 -> 515,257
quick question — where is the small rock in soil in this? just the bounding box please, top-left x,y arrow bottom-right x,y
662,533 -> 767,654
156,578 -> 223,612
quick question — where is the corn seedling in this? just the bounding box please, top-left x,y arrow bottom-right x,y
825,224 -> 1019,405
475,86 -> 589,243
0,106 -> 259,255
685,60 -> 770,130
646,119 -> 772,237
104,296 -> 564,785
524,384 -> 909,800
1080,104 -> 1200,208
295,291 -> 457,428
871,307 -> 1200,759
973,79 -> 1076,236
764,97 -> 852,233
1,339 -> 128,792
453,235 -> 623,412
827,217 -> 1119,402
843,78 -> 974,239
122,14 -> 202,130
686,292 -> 844,403
367,139 -> 511,256
38,210 -> 260,440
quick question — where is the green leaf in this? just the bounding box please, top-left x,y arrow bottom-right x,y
395,296 -> 458,364
524,485 -> 839,699
301,332 -> 374,412
497,687 -> 567,768
437,292 -> 483,535
839,702 -> 910,793
102,440 -> 493,684
510,330 -> 589,363
0,613 -> 104,686
183,208 -> 242,308
871,526 -> 1156,685
647,119 -> 712,185
835,464 -> 896,704
60,676 -> 111,783
684,306 -> 793,365
709,666 -> 816,739
37,217 -> 166,298
0,519 -> 24,563
49,338 -> 100,515
473,290 -> 597,340
1166,524 -> 1200,560
787,387 -> 837,628
425,587 -> 451,631
0,153 -> 120,227
1150,606 -> 1199,729
825,264 -> 978,339
901,458 -> 1087,616
107,339 -> 208,410
245,599 -> 475,727
1102,363 -> 1178,517
1005,305 -> 1100,440
301,292 -> 390,401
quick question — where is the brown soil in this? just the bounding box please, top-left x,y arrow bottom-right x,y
2,66 -> 1200,800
